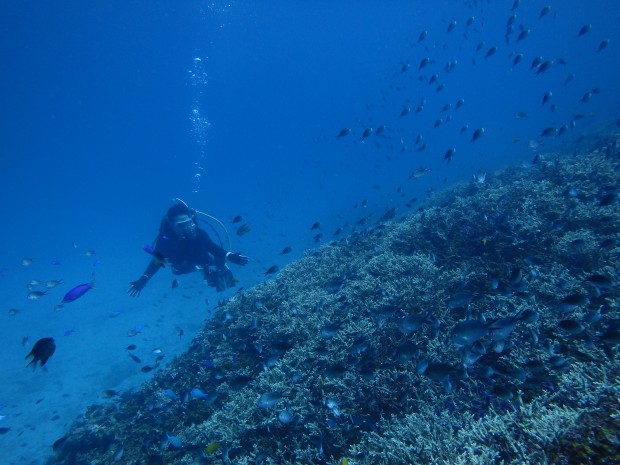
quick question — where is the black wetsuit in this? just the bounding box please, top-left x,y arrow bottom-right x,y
142,228 -> 227,280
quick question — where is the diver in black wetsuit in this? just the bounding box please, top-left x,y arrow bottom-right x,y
128,200 -> 248,297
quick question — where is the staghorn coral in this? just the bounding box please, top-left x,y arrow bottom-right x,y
46,135 -> 620,465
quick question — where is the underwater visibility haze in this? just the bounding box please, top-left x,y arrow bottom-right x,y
0,1 -> 619,464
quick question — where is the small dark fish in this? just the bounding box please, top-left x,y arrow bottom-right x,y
141,365 -> 155,373
558,319 -> 585,335
171,279 -> 178,289
598,39 -> 610,52
466,16 -> 475,28
361,128 -> 373,140
400,106 -> 410,117
453,320 -> 488,346
257,391 -> 284,409
418,30 -> 427,42
444,148 -> 455,163
101,389 -> 120,398
21,336 -> 29,347
62,280 -> 94,303
419,57 -> 430,70
539,5 -> 551,18
400,63 -> 410,74
598,193 -> 617,206
585,274 -> 612,289
557,293 -> 588,312
601,330 -> 620,345
581,92 -> 592,103
564,73 -> 575,85
396,314 -> 428,335
577,24 -> 591,37
471,127 -> 484,143
0,427 -> 10,435
236,224 -> 251,236
25,337 -> 56,370
265,265 -> 279,275
336,128 -> 351,139
45,279 -> 63,288
475,41 -> 485,52
310,221 -> 321,230
542,92 -> 552,105
455,98 -> 464,109
536,60 -> 553,75
27,290 -> 48,300
518,309 -> 540,324
63,329 -> 75,337
52,435 -> 68,452
541,127 -> 557,137
125,344 -> 137,350
513,54 -> 523,66
128,354 -> 141,364
313,233 -> 323,243
418,361 -> 456,392
516,29 -> 529,42
280,246 -> 292,255
512,0 -> 520,11
530,56 -> 543,70
506,14 -> 517,28
446,20 -> 456,33
231,215 -> 243,223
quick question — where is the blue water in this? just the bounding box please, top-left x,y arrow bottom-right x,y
1,1 -> 619,463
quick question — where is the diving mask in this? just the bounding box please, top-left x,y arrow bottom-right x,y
173,215 -> 196,238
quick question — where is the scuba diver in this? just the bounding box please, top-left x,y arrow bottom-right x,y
128,199 -> 248,297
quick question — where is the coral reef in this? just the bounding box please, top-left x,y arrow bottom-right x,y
47,134 -> 620,465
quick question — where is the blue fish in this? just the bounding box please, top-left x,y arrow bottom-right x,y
62,277 -> 95,303
163,389 -> 180,401
190,388 -> 208,400
165,433 -> 183,448
63,329 -> 75,337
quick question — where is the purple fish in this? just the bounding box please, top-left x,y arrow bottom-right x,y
62,281 -> 94,303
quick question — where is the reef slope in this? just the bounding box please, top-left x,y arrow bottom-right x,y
48,136 -> 620,465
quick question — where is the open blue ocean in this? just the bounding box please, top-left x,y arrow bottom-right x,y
1,1 -> 619,464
